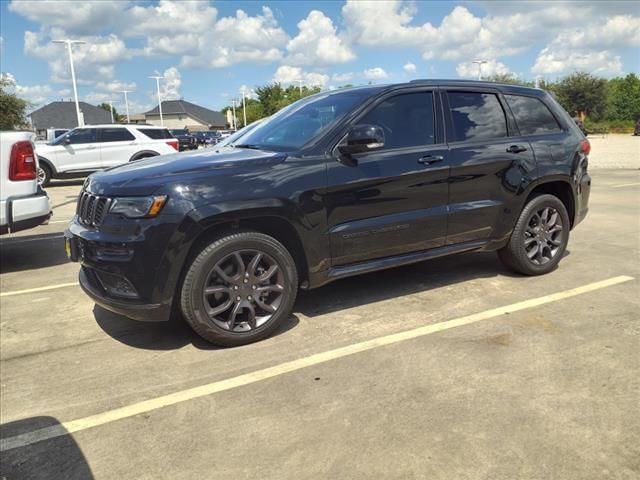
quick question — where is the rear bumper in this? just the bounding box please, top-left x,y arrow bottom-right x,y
0,190 -> 51,234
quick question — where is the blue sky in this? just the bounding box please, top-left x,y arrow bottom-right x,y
1,1 -> 639,114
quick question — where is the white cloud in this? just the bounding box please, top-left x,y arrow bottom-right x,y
181,7 -> 288,68
9,0 -> 127,35
286,10 -> 355,66
403,62 -> 416,74
532,50 -> 623,76
332,72 -> 354,82
160,67 -> 182,100
363,67 -> 389,81
125,0 -> 216,37
94,80 -> 136,94
456,59 -> 512,78
273,65 -> 329,88
1,72 -> 53,106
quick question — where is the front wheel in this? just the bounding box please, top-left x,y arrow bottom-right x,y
498,194 -> 570,275
180,231 -> 298,347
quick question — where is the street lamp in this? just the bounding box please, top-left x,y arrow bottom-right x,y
148,75 -> 165,126
296,79 -> 303,94
52,39 -> 85,127
231,99 -> 237,130
120,90 -> 133,123
472,60 -> 488,80
108,100 -> 116,123
241,88 -> 247,127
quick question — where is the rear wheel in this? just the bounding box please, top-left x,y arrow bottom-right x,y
180,231 -> 298,347
498,194 -> 570,275
37,163 -> 52,187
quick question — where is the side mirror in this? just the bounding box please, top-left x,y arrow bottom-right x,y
338,124 -> 385,158
64,137 -> 72,145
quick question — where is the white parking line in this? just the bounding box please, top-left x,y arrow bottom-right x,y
612,182 -> 640,188
0,282 -> 78,297
48,220 -> 72,224
0,274 -> 633,451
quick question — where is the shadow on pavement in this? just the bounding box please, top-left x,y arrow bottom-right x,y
93,305 -> 300,350
0,234 -> 69,274
296,251 -> 519,317
0,417 -> 93,480
46,179 -> 85,188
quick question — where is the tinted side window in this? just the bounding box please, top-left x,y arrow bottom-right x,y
98,128 -> 135,142
138,128 -> 173,139
448,92 -> 507,142
357,92 -> 435,149
67,128 -> 97,144
505,94 -> 561,135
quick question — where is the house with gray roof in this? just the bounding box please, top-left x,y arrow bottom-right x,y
143,100 -> 227,131
29,101 -> 112,136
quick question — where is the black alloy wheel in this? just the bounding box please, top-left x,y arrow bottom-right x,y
180,231 -> 298,346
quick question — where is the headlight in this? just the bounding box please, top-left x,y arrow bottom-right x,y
109,195 -> 167,218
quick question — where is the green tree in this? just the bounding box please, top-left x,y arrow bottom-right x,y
97,102 -> 124,122
553,72 -> 607,120
0,75 -> 29,130
606,73 -> 640,121
486,73 -> 529,86
255,83 -> 321,116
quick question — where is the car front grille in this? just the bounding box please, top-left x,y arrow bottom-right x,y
77,191 -> 112,226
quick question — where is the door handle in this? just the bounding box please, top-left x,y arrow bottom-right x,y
86,145 -> 97,150
506,144 -> 527,153
418,155 -> 444,165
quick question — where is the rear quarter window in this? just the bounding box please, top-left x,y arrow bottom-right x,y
137,128 -> 173,139
447,92 -> 508,142
504,95 -> 562,135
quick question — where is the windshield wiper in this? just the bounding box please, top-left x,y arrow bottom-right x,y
233,144 -> 263,150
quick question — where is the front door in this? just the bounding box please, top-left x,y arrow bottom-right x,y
55,128 -> 101,172
326,90 -> 450,266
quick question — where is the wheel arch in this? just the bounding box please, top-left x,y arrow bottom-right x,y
523,178 -> 576,228
129,150 -> 159,162
37,156 -> 57,175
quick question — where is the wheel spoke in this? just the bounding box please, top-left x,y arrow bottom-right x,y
228,302 -> 243,330
233,252 -> 246,279
246,303 -> 257,329
254,297 -> 276,313
548,224 -> 563,234
526,243 -> 539,260
208,297 -> 234,317
204,285 -> 231,295
247,253 -> 263,280
547,211 -> 558,227
524,236 -> 537,246
214,266 -> 235,284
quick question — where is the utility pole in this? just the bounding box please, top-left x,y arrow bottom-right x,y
149,75 -> 165,126
52,39 -> 86,127
120,90 -> 132,122
472,60 -> 488,80
296,79 -> 303,94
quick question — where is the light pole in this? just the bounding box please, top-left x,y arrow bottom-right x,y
108,100 -> 116,123
241,89 -> 247,127
472,60 -> 488,80
149,75 -> 165,126
52,39 -> 85,127
296,79 -> 303,94
231,99 -> 237,130
120,90 -> 133,122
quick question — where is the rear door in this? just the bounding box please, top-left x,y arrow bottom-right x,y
443,89 -> 536,245
326,89 -> 450,266
55,128 -> 101,172
98,127 -> 137,168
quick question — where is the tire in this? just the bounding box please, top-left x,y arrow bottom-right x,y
498,194 -> 570,275
37,163 -> 52,187
180,231 -> 298,347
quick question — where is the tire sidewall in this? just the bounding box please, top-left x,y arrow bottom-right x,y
183,234 -> 298,345
513,194 -> 570,274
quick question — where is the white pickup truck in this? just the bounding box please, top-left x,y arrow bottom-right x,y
0,131 -> 52,234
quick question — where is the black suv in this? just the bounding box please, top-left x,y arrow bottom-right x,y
65,81 -> 591,346
169,129 -> 198,151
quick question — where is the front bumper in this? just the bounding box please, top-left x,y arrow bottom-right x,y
65,211 -> 188,323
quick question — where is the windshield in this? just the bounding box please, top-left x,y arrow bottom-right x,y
217,120 -> 265,148
236,90 -> 370,152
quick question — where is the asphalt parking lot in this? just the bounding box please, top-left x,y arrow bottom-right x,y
1,145 -> 639,477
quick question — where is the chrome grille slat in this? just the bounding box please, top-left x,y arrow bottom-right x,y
76,191 -> 111,227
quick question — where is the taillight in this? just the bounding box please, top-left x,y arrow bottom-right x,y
166,140 -> 179,151
9,141 -> 37,181
580,139 -> 591,155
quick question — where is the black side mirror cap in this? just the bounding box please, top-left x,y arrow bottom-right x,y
338,124 -> 385,157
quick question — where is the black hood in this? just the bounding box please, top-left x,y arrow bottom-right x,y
86,147 -> 287,196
